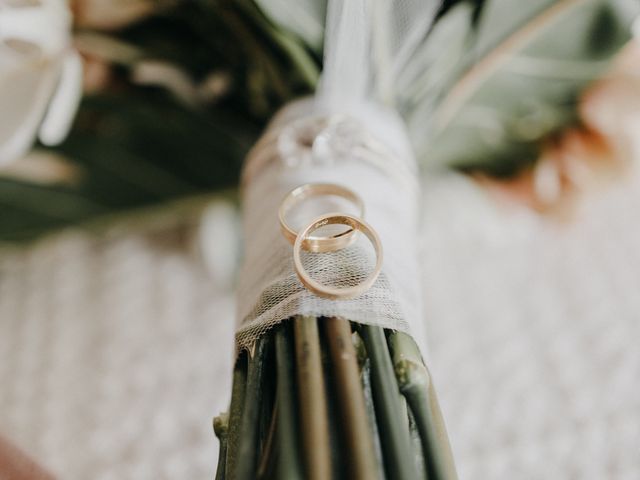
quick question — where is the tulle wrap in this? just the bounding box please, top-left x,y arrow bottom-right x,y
236,0 -> 439,351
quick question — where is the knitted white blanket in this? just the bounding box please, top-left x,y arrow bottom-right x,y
1,168 -> 639,479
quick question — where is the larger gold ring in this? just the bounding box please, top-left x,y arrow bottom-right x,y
279,183 -> 364,253
293,213 -> 383,300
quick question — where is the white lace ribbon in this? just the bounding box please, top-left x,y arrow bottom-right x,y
235,98 -> 425,352
235,0 -> 440,351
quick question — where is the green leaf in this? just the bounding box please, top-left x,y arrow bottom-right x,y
422,0 -> 639,173
252,0 -> 326,51
401,3 -> 476,147
0,92 -> 255,242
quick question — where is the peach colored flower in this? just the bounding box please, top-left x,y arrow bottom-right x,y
477,41 -> 640,214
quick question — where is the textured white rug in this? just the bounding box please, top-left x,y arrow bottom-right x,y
1,168 -> 639,479
421,169 -> 640,480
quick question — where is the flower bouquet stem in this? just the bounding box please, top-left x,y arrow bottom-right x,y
214,317 -> 457,480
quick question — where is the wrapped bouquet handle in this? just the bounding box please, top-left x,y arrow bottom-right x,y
215,0 -> 457,479
235,101 -> 424,351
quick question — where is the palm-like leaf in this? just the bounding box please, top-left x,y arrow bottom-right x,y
423,0 -> 638,174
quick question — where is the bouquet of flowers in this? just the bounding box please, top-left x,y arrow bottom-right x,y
0,0 -> 637,478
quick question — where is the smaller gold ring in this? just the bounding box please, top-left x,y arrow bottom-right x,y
293,213 -> 383,300
279,183 -> 364,253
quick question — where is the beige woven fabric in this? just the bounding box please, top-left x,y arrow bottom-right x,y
0,213 -> 236,479
422,169 -> 640,480
1,167 -> 639,478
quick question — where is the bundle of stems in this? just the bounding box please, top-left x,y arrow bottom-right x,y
214,316 -> 457,480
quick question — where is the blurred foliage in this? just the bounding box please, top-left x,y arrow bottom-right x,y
1,0 -> 318,241
0,0 -> 637,241
425,0 -> 639,176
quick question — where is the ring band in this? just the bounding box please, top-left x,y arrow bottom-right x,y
293,213 -> 383,300
279,183 -> 364,253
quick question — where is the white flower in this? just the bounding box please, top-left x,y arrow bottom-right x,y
0,0 -> 81,165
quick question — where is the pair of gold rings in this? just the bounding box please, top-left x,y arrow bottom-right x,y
279,183 -> 383,300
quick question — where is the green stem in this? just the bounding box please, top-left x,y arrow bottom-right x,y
275,325 -> 304,480
388,332 -> 458,480
293,316 -> 331,480
325,318 -> 379,480
217,1 -> 290,100
236,338 -> 270,480
225,353 -> 247,478
358,337 -> 386,479
407,407 -> 427,477
235,0 -> 319,88
213,413 -> 229,480
257,399 -> 278,479
360,325 -> 419,480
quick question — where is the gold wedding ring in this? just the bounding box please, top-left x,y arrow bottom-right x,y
293,213 -> 383,300
279,183 -> 364,253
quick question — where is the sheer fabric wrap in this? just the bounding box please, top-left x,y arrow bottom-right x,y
236,0 -> 439,352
